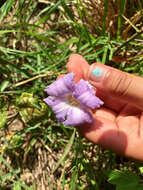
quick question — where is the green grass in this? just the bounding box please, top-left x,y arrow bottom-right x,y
0,0 -> 143,189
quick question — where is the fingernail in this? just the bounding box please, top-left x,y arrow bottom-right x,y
88,64 -> 110,83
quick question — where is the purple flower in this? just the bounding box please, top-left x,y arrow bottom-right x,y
44,73 -> 103,126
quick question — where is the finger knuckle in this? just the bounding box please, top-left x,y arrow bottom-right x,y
109,72 -> 133,97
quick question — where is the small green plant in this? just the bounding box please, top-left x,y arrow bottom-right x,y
0,0 -> 142,189
108,169 -> 143,190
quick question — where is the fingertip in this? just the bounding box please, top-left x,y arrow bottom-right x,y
67,54 -> 87,71
67,54 -> 90,82
68,54 -> 87,64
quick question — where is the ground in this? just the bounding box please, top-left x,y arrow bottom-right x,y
0,0 -> 143,189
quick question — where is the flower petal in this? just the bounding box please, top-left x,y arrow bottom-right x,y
44,96 -> 93,126
45,73 -> 75,97
63,106 -> 93,126
73,79 -> 103,109
85,81 -> 96,95
44,96 -> 61,106
44,96 -> 71,123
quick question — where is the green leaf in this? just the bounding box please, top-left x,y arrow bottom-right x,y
61,1 -> 75,21
1,173 -> 13,182
0,0 -> 14,23
108,170 -> 140,190
17,92 -> 34,107
13,182 -> 21,190
36,0 -> 63,26
0,57 -> 30,78
53,129 -> 76,173
0,80 -> 9,92
137,185 -> 143,190
139,167 -> 143,175
26,32 -> 56,44
17,92 -> 49,123
117,0 -> 127,39
0,109 -> 7,128
0,30 -> 16,35
24,138 -> 37,160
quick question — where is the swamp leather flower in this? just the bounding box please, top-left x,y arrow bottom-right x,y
44,73 -> 103,126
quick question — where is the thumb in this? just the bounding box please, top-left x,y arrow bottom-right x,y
88,63 -> 143,110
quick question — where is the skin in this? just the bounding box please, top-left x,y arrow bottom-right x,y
67,54 -> 143,161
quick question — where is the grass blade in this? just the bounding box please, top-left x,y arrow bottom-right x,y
117,0 -> 127,39
0,0 -> 13,23
37,0 -> 63,26
53,129 -> 76,173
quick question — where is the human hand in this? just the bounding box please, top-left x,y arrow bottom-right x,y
67,54 -> 143,161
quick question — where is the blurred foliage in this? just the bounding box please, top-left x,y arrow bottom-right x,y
0,0 -> 142,189
16,92 -> 49,124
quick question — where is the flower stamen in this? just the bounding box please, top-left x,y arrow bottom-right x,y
68,95 -> 80,107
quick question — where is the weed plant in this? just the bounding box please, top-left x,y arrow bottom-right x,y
0,0 -> 143,189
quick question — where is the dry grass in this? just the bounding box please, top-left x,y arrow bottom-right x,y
73,0 -> 143,38
0,0 -> 143,189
